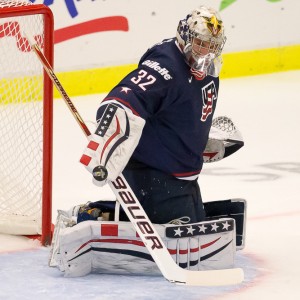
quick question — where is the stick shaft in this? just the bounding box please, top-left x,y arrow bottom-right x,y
31,42 -> 91,137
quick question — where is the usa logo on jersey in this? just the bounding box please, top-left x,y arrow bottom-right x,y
201,81 -> 217,122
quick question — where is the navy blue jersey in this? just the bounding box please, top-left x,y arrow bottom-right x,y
97,38 -> 219,180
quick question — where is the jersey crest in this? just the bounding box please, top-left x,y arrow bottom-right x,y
201,81 -> 217,122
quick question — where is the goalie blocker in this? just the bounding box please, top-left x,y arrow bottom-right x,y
80,103 -> 145,186
49,199 -> 246,277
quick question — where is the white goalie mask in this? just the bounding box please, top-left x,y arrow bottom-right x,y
176,6 -> 226,80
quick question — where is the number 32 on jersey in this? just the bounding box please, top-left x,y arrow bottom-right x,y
131,70 -> 156,91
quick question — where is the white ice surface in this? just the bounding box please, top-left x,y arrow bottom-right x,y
0,70 -> 300,299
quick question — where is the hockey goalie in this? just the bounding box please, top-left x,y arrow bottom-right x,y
50,5 -> 246,278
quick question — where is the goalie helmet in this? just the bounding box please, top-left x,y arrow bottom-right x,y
176,6 -> 226,80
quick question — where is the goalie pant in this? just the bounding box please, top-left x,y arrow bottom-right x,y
54,218 -> 236,277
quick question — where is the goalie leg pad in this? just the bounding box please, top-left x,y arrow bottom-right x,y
54,218 -> 237,277
204,198 -> 247,249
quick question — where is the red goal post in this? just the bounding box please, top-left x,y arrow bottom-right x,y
0,0 -> 54,245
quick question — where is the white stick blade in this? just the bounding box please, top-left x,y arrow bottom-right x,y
182,267 -> 244,286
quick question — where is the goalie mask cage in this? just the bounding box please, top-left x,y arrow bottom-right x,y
0,1 -> 53,245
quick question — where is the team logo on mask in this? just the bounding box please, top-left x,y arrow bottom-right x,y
203,15 -> 223,37
201,81 -> 217,122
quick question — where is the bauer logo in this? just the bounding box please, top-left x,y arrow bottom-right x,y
142,60 -> 173,80
112,176 -> 163,250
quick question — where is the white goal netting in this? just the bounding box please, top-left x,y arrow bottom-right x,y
0,0 -> 48,235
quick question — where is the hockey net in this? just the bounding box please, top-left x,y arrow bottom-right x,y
0,0 -> 53,245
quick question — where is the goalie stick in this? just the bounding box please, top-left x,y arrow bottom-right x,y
26,33 -> 244,286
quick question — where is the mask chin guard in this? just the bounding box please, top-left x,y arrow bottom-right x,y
190,53 -> 223,79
